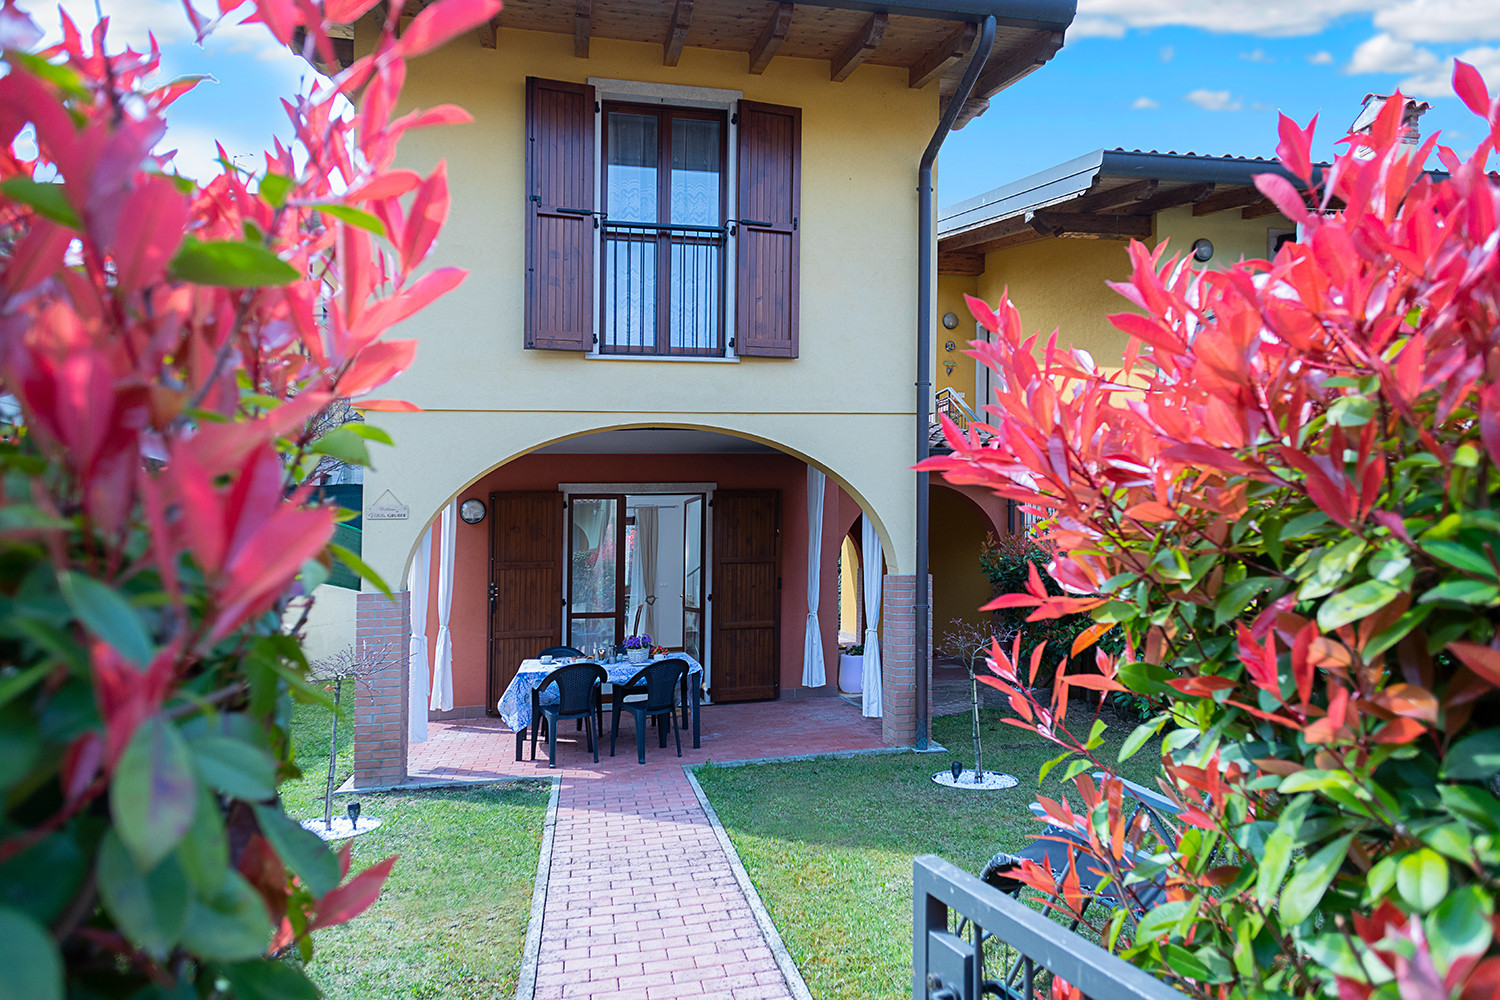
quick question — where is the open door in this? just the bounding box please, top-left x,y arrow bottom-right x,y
567,495 -> 625,656
683,495 -> 704,666
487,492 -> 564,715
711,490 -> 780,702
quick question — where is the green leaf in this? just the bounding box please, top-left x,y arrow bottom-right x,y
315,203 -> 388,236
329,542 -> 392,597
0,177 -> 80,228
1213,576 -> 1276,627
190,735 -> 277,801
95,832 -> 190,959
170,238 -> 299,287
1442,729 -> 1500,781
0,907 -> 63,1000
1279,834 -> 1354,925
1118,660 -> 1176,697
111,716 -> 199,871
252,805 -> 340,897
1086,718 -> 1107,750
345,422 -> 395,446
1061,757 -> 1092,782
1423,540 -> 1498,579
1396,848 -> 1449,913
1421,823 -> 1475,865
1326,395 -> 1375,427
5,51 -> 88,96
1119,716 -> 1167,763
177,786 -> 230,894
1362,603 -> 1434,661
0,834 -> 85,926
1316,579 -> 1401,631
1134,899 -> 1192,943
1427,884 -> 1493,964
1256,797 -> 1310,908
58,570 -> 153,666
1419,578 -> 1500,606
180,871 -> 274,961
221,959 -> 321,1000
1162,727 -> 1200,756
311,426 -> 372,466
259,172 -> 292,208
1038,749 -> 1072,783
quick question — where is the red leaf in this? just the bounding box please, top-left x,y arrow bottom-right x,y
1447,642 -> 1500,687
310,854 -> 399,931
352,398 -> 422,412
1453,60 -> 1493,121
1254,172 -> 1309,224
1276,112 -> 1318,184
1373,717 -> 1427,744
1168,675 -> 1237,697
399,0 -> 503,58
338,338 -> 419,397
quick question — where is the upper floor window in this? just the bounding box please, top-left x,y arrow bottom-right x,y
524,77 -> 800,360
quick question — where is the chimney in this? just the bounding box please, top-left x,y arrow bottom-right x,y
1348,94 -> 1431,156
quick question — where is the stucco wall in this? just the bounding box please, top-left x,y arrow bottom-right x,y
355,24 -> 937,590
936,273 -> 980,404
929,484 -> 998,645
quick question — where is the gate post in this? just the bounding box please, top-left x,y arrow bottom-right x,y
353,591 -> 410,788
882,574 -> 932,747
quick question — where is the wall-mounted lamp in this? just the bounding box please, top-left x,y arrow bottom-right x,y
941,312 -> 960,330
459,498 -> 486,524
1191,238 -> 1215,263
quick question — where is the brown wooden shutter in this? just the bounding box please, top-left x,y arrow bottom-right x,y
486,491 -> 564,714
734,101 -> 800,358
525,77 -> 595,351
710,490 -> 781,702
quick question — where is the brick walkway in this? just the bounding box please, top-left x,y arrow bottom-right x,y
407,699 -> 886,999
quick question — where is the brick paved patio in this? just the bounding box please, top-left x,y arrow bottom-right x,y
407,698 -> 885,999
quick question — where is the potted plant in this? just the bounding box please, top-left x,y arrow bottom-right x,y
624,633 -> 653,664
838,643 -> 864,694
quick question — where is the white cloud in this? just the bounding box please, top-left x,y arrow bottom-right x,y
1240,48 -> 1275,62
1374,0 -> 1500,43
1131,96 -> 1160,109
1185,89 -> 1245,111
1308,50 -> 1337,64
1347,32 -> 1441,73
1159,44 -> 1175,62
1397,45 -> 1500,97
1076,1 -> 1392,39
1066,16 -> 1128,39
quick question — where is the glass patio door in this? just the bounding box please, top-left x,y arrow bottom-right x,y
682,495 -> 704,664
566,495 -> 625,656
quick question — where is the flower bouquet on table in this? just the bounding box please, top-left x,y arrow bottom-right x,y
624,633 -> 653,664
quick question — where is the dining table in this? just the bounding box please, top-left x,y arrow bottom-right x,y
498,653 -> 704,761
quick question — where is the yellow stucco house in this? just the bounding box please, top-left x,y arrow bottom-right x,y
335,0 -> 1081,787
922,147 -> 1301,637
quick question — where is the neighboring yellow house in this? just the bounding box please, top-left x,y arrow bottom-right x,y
925,147 -> 1300,635
334,0 -> 1079,786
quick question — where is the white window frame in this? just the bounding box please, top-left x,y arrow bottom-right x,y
587,78 -> 741,362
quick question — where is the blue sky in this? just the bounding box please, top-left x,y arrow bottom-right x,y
18,1 -> 1500,206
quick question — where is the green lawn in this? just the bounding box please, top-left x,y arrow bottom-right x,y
693,707 -> 1164,1000
280,700 -> 549,1000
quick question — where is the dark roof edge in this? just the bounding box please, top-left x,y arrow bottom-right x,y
792,0 -> 1076,30
1092,148 -> 1301,186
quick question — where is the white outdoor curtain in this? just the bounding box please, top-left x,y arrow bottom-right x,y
860,516 -> 884,718
635,506 -> 658,638
429,501 -> 456,712
802,467 -> 827,688
407,526 -> 433,743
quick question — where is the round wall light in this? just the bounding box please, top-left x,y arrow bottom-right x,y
941,311 -> 960,330
459,498 -> 486,524
1191,238 -> 1215,263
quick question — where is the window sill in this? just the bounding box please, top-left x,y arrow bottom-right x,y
585,353 -> 741,363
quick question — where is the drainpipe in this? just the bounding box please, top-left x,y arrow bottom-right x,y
914,14 -> 995,750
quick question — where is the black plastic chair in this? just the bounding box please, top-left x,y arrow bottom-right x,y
538,645 -> 583,659
610,658 -> 688,764
530,662 -> 607,767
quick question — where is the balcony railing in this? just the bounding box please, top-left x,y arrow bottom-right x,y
600,221 -> 726,357
935,387 -> 979,431
913,856 -> 1180,1000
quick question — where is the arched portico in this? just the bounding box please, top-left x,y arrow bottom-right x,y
349,420 -> 927,787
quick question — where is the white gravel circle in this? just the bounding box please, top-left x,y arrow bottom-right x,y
932,769 -> 1019,790
299,816 -> 384,841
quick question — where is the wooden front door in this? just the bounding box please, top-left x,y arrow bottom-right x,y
487,492 -> 563,715
710,490 -> 780,702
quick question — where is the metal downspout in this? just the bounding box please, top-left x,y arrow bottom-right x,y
914,14 -> 996,749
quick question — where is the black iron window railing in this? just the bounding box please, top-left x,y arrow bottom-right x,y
600,221 -> 726,357
913,856 -> 1180,1000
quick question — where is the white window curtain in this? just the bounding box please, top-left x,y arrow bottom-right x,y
802,467 -> 827,688
407,526 -> 433,743
429,501 -> 456,712
861,517 -> 883,718
633,506 -> 658,638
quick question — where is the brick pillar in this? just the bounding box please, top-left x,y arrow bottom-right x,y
881,574 -> 932,747
354,591 -> 410,788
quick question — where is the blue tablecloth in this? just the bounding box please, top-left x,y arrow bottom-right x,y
497,654 -> 704,732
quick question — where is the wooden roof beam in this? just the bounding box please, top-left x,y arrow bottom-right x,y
748,3 -> 793,75
1026,211 -> 1151,239
476,12 -> 499,48
663,0 -> 693,67
1191,185 -> 1265,216
574,0 -> 590,58
937,249 -> 984,275
942,216 -> 1030,251
1120,181 -> 1215,217
908,21 -> 976,89
1242,197 -> 1290,220
1069,178 -> 1158,215
831,13 -> 887,83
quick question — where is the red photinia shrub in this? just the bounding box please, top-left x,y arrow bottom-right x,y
0,0 -> 496,995
922,66 -> 1500,999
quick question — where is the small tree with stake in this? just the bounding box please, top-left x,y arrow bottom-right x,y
939,618 -> 997,783
307,640 -> 403,833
